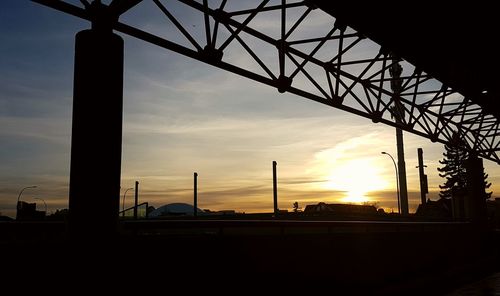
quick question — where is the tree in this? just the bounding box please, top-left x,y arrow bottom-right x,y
292,201 -> 301,213
437,133 -> 468,199
437,132 -> 492,199
362,201 -> 380,208
481,165 -> 493,199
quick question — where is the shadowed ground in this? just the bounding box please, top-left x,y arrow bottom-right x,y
1,220 -> 498,294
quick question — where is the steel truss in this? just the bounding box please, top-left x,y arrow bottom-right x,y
33,0 -> 500,163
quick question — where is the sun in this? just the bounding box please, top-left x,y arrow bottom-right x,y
322,158 -> 388,203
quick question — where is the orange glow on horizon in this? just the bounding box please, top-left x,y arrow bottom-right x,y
321,158 -> 388,204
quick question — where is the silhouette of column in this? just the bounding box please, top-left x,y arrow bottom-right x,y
134,181 -> 139,219
465,154 -> 487,224
390,55 -> 409,215
273,161 -> 278,216
194,172 -> 198,217
396,130 -> 409,215
69,4 -> 123,237
417,148 -> 428,205
382,152 -> 400,213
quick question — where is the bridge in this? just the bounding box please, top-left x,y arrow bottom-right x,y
7,1 -> 499,291
34,0 -> 500,161
28,0 -> 500,235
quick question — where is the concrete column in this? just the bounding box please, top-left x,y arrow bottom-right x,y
68,27 -> 124,237
465,155 -> 487,223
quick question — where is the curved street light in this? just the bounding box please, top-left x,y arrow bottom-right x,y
34,197 -> 48,213
381,152 -> 400,214
17,185 -> 37,210
122,187 -> 134,217
16,185 -> 37,220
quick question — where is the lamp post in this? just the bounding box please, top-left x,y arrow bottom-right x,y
122,187 -> 133,217
381,152 -> 400,214
16,185 -> 37,220
34,197 -> 48,213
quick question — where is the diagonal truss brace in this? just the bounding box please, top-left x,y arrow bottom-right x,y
32,0 -> 500,163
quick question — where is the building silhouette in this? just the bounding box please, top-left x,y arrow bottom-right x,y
304,202 -> 378,217
16,201 -> 45,221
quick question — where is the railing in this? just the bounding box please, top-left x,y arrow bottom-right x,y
118,202 -> 149,219
120,219 -> 475,236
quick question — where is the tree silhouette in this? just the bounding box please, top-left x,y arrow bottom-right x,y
438,132 -> 492,199
483,171 -> 493,199
292,201 -> 301,213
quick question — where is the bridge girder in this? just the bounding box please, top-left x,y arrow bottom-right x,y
33,0 -> 500,163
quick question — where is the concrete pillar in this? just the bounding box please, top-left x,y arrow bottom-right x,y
465,155 -> 487,223
68,27 -> 124,237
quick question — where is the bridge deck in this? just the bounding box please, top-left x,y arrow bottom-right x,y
313,2 -> 500,116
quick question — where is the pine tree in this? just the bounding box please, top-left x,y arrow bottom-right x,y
437,132 -> 492,199
482,166 -> 493,199
437,133 -> 468,199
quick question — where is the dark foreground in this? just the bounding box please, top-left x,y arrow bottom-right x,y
1,220 -> 499,294
446,272 -> 500,295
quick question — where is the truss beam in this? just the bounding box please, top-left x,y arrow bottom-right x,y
32,0 -> 500,163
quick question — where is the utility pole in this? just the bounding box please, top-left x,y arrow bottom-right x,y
390,54 -> 409,215
134,181 -> 139,219
194,172 -> 198,217
416,148 -> 428,205
273,161 -> 278,216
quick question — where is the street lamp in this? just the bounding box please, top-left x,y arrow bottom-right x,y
34,197 -> 48,213
17,185 -> 37,209
381,152 -> 400,214
122,187 -> 133,217
16,185 -> 37,219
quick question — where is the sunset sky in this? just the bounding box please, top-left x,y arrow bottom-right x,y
1,0 -> 499,218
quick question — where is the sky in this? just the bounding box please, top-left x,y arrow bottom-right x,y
1,0 -> 499,218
